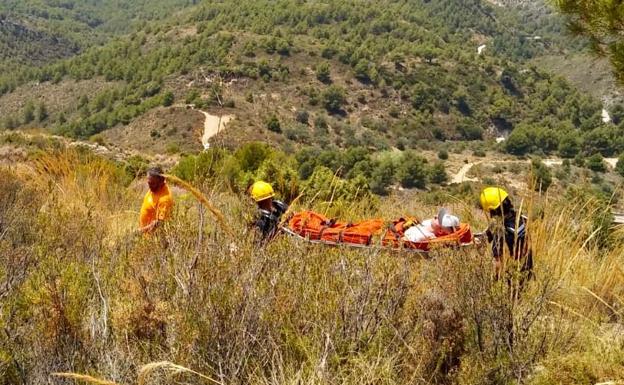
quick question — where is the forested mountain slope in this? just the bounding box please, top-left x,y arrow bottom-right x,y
0,0 -> 621,161
0,0 -> 197,71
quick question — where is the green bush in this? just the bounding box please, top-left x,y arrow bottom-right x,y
530,158 -> 552,192
321,85 -> 346,113
284,124 -> 310,143
616,153 -> 624,177
124,155 -> 149,179
172,148 -> 228,182
315,62 -> 331,83
36,102 -> 48,122
586,153 -> 606,172
473,149 -> 486,157
235,142 -> 273,172
558,133 -> 580,158
370,156 -> 396,195
304,165 -> 370,202
162,91 -> 174,107
396,151 -> 428,189
458,121 -> 483,140
266,115 -> 281,133
506,129 -> 531,155
429,161 -> 448,184
22,101 -> 35,124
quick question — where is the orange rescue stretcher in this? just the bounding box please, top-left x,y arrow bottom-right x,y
283,210 -> 473,253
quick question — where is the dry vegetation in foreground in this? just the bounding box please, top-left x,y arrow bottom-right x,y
1,147 -> 624,385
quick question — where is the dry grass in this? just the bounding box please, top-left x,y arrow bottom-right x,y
52,373 -> 121,385
138,361 -> 222,385
52,361 -> 222,385
163,174 -> 234,237
1,148 -> 624,385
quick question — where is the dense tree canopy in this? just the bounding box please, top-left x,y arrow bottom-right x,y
0,0 -> 618,160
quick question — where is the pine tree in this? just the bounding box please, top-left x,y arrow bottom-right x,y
556,0 -> 624,84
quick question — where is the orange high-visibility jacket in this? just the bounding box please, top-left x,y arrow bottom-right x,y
139,183 -> 173,228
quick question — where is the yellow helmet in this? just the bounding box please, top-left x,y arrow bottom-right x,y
250,181 -> 275,202
480,187 -> 508,212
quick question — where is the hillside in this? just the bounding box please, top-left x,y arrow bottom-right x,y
0,135 -> 623,385
0,1 -> 612,155
0,16 -> 79,71
2,1 -> 624,384
1,0 -> 623,199
0,0 -> 198,71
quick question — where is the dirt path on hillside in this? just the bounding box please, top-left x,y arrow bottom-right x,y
450,156 -> 620,185
451,162 -> 481,184
605,158 -> 618,168
199,110 -> 234,149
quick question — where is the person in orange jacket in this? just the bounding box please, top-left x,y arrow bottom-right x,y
139,166 -> 174,233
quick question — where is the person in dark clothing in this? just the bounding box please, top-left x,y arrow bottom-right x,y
480,187 -> 534,282
249,181 -> 289,242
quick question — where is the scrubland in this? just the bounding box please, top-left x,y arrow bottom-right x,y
1,145 -> 623,385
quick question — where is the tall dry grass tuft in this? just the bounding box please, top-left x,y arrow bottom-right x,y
51,361 -> 222,385
137,361 -> 222,385
162,174 -> 233,237
52,373 -> 121,385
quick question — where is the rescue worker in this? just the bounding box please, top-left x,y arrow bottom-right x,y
249,180 -> 288,242
479,187 -> 533,281
139,166 -> 174,233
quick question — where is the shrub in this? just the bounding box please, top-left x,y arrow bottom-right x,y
283,124 -> 311,143
354,59 -> 372,82
235,142 -> 273,172
530,157 -> 552,192
473,149 -> 486,157
315,62 -> 331,83
314,115 -> 328,130
429,161 -> 448,184
506,129 -> 532,155
124,155 -> 149,178
458,121 -> 483,140
370,157 -> 396,195
396,151 -> 428,189
616,153 -> 624,177
304,165 -> 369,202
89,134 -> 105,145
22,101 -> 35,124
295,110 -> 309,124
438,150 -> 449,160
166,142 -> 180,154
254,156 -> 300,201
266,115 -> 281,133
162,91 -> 174,107
558,133 -> 580,158
321,85 -> 346,113
36,102 -> 48,122
586,153 -> 606,172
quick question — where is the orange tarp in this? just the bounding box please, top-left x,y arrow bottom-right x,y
287,210 -> 472,251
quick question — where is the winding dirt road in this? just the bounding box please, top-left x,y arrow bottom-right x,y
199,110 -> 234,149
451,162 -> 481,184
449,157 -> 619,184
